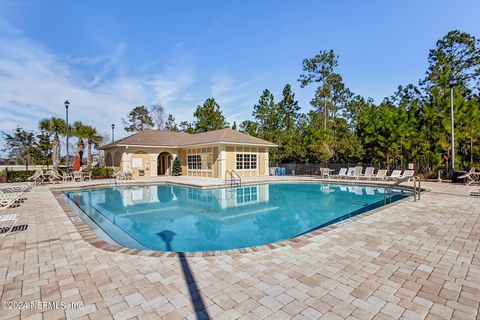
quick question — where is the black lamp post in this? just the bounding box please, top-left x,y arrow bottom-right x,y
64,100 -> 70,174
111,124 -> 115,142
449,77 -> 455,178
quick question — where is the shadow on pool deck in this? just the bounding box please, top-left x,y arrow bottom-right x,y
158,230 -> 210,320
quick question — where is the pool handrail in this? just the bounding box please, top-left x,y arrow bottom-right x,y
225,170 -> 241,187
384,175 -> 421,204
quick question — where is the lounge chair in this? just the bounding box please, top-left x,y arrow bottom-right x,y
400,170 -> 415,179
28,169 -> 44,186
351,166 -> 363,180
332,168 -> 347,179
387,170 -> 402,181
372,169 -> 387,180
459,168 -> 478,185
361,167 -> 375,180
344,168 -> 355,179
0,191 -> 22,211
0,183 -> 32,193
0,213 -> 19,237
45,170 -> 62,184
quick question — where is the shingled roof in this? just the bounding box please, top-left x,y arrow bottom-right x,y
99,128 -> 277,149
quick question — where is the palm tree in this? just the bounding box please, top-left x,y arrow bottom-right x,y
83,126 -> 102,169
38,117 -> 66,168
73,121 -> 88,167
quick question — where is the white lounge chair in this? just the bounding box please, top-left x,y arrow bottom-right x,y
45,170 -> 62,184
458,168 -> 478,185
28,169 -> 44,186
351,166 -> 363,180
372,169 -> 387,180
332,168 -> 347,179
344,168 -> 355,179
0,213 -> 19,237
0,183 -> 32,193
387,170 -> 402,180
361,167 -> 375,180
0,192 -> 21,211
401,170 -> 415,179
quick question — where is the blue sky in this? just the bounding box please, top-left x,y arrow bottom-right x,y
0,0 -> 479,151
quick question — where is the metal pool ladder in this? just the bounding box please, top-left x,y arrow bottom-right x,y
225,170 -> 241,187
384,176 -> 421,204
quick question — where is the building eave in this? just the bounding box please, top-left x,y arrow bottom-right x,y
100,141 -> 277,150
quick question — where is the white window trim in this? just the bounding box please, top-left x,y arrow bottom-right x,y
187,150 -> 213,172
234,147 -> 259,175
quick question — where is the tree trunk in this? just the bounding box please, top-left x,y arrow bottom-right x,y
52,133 -> 61,168
471,136 -> 473,164
323,96 -> 327,130
87,141 -> 93,169
78,138 -> 85,166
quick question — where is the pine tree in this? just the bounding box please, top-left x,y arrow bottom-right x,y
123,106 -> 155,132
193,98 -> 229,132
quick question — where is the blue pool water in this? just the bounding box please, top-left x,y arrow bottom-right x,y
65,183 -> 397,252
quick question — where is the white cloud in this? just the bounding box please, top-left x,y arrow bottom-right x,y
0,20 -> 197,143
89,41 -> 127,86
209,72 -> 267,125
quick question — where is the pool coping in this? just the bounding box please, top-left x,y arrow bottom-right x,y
51,179 -> 419,257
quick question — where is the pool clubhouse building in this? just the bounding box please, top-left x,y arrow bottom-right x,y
100,128 -> 277,179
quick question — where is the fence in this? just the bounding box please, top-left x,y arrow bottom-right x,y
0,165 -> 50,172
276,163 -> 407,176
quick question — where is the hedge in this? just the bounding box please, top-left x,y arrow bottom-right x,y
90,167 -> 114,178
6,170 -> 36,183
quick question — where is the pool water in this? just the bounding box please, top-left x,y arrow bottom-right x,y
65,183 -> 398,252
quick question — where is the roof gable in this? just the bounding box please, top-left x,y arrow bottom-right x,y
100,128 -> 276,149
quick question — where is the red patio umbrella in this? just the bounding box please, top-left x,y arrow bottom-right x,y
74,155 -> 81,171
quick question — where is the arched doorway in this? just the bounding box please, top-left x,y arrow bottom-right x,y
157,152 -> 172,175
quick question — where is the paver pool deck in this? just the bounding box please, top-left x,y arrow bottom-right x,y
0,176 -> 479,319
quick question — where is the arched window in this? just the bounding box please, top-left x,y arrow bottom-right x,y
113,151 -> 121,166
105,152 -> 112,166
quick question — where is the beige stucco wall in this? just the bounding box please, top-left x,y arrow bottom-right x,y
181,145 -> 218,178
225,145 -> 270,178
104,147 -> 125,171
130,152 -> 151,178
104,144 -> 271,179
104,146 -> 177,177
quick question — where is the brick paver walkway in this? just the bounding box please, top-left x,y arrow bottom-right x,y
0,179 -> 479,319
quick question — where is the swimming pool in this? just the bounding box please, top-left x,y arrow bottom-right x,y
64,183 -> 401,252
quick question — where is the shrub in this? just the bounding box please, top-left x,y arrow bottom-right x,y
6,170 -> 35,183
171,158 -> 182,176
90,167 -> 114,178
0,169 -> 6,183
